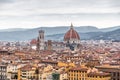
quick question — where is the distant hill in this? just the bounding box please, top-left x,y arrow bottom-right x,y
46,32 -> 104,41
47,29 -> 120,41
0,28 -> 27,32
100,26 -> 120,32
93,29 -> 120,40
0,26 -> 119,41
0,26 -> 100,35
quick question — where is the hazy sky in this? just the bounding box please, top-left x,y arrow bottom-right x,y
0,0 -> 120,29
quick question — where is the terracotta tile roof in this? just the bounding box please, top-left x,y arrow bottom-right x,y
88,72 -> 110,77
30,39 -> 37,45
69,67 -> 88,72
19,64 -> 36,71
41,60 -> 58,64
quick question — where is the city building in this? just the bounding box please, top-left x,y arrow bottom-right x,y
1,23 -> 120,80
86,72 -> 111,80
0,50 -> 14,55
0,64 -> 7,80
87,72 -> 111,80
96,65 -> 120,80
18,64 -> 37,80
64,23 -> 80,51
37,30 -> 45,51
45,40 -> 66,51
68,67 -> 88,80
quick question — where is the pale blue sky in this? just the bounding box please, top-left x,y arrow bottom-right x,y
0,0 -> 120,29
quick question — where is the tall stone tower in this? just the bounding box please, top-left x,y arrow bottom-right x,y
37,30 -> 45,51
47,40 -> 52,50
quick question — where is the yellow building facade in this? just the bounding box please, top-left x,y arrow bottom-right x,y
18,64 -> 54,80
87,72 -> 111,80
68,67 -> 111,80
68,67 -> 88,80
18,65 -> 37,80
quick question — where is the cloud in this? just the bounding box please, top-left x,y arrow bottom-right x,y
0,0 -> 120,16
0,0 -> 120,29
0,0 -> 13,3
0,0 -> 120,12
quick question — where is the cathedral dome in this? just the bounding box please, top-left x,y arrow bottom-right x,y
64,23 -> 80,41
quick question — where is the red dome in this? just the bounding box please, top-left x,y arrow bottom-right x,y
30,39 -> 37,45
64,24 -> 80,41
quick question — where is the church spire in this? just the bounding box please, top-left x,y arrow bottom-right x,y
70,23 -> 73,29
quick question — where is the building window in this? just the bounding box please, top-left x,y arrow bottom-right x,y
117,72 -> 119,77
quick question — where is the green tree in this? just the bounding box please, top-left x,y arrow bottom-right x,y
52,73 -> 60,80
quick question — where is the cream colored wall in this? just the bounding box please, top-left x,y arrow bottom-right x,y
60,73 -> 68,80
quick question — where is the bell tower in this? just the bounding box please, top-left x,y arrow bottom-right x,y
37,30 -> 45,51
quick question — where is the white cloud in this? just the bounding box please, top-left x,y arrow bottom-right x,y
0,0 -> 120,29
